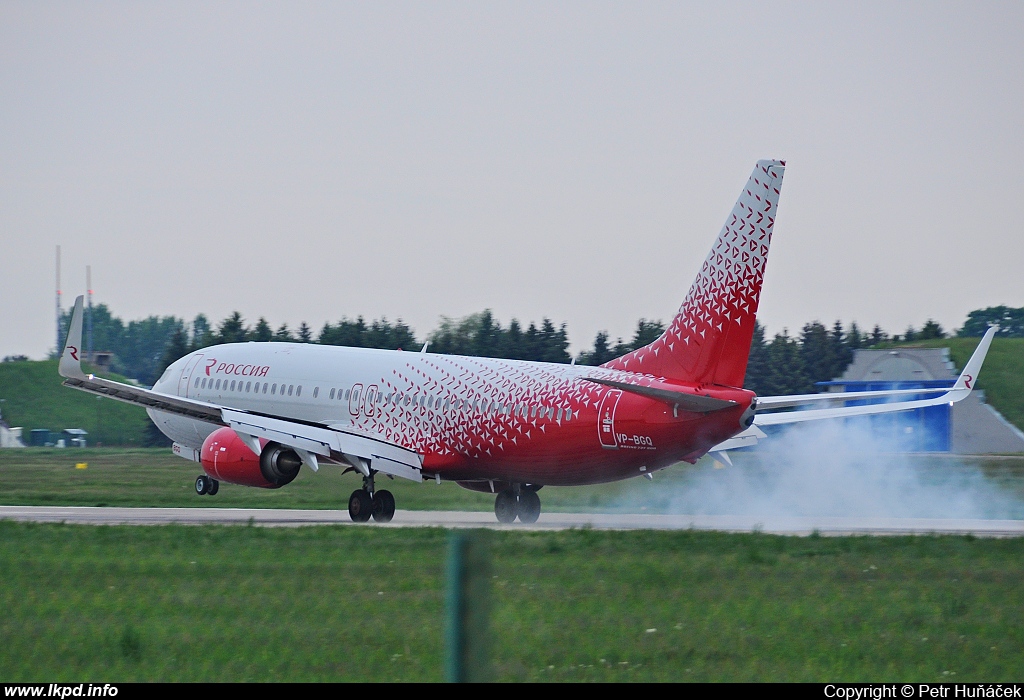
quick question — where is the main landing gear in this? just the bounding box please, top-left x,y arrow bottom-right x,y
348,471 -> 395,524
494,484 -> 541,524
195,474 -> 219,496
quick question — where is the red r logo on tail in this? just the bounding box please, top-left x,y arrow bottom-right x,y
69,346 -> 78,360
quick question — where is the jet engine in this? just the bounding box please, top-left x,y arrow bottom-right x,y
200,427 -> 301,489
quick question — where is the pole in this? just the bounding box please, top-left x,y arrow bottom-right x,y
86,265 -> 93,363
55,246 -> 62,354
445,531 -> 493,682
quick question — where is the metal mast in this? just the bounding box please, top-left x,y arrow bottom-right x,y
86,265 -> 94,362
55,245 -> 62,354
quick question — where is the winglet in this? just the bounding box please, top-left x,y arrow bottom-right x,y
954,326 -> 997,393
58,295 -> 87,380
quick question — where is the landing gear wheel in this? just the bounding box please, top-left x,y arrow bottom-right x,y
195,475 -> 210,495
495,490 -> 518,523
372,490 -> 396,523
207,479 -> 219,496
517,489 -> 541,524
348,489 -> 373,522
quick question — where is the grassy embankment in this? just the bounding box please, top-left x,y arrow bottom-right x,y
1,522 -> 1021,682
0,360 -> 150,445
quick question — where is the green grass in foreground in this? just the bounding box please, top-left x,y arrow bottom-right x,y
0,522 -> 1022,681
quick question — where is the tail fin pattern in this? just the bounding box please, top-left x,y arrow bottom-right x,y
603,160 -> 785,387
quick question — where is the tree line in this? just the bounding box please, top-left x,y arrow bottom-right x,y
51,302 -> 1019,394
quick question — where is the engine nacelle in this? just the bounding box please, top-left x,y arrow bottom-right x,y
200,427 -> 301,489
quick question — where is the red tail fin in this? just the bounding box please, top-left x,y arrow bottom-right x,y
603,160 -> 786,387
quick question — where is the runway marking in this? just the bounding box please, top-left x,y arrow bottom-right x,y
2,506 -> 1024,536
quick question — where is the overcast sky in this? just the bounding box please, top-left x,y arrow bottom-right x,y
2,2 -> 1022,360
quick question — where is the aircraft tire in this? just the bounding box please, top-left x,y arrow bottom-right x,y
495,490 -> 517,523
348,489 -> 373,522
195,475 -> 210,496
207,479 -> 219,496
372,490 -> 396,523
517,490 -> 541,524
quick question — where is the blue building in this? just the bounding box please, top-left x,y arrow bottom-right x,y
816,347 -> 1024,454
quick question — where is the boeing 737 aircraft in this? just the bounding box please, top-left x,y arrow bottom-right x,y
58,160 -> 996,523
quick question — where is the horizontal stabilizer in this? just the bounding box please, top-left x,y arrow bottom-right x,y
582,377 -> 737,413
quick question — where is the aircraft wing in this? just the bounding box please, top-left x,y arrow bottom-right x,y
752,326 -> 995,426
703,327 -> 996,460
58,295 -> 423,482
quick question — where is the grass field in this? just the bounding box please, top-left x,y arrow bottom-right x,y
0,447 -> 768,513
1,522 -> 1022,682
3,449 -> 1024,682
4,448 -> 1024,516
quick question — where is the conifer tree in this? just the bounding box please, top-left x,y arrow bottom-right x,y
252,317 -> 273,342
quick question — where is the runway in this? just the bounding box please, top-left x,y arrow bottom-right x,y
2,505 -> 1023,536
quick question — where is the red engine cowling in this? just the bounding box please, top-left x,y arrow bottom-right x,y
200,427 -> 301,489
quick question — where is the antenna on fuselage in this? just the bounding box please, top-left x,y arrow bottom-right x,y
420,342 -> 429,354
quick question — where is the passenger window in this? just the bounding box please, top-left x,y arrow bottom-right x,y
215,379 -> 221,390
296,386 -> 302,397
245,382 -> 251,392
263,383 -> 268,394
564,409 -> 572,422
330,388 -> 335,399
288,385 -> 294,396
193,377 -> 200,388
353,389 -> 359,402
271,384 -> 277,395
344,389 -> 350,400
313,387 -> 318,398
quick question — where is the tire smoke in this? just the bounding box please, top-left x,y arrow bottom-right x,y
654,421 -> 1024,519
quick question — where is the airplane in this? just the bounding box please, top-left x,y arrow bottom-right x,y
57,160 -> 997,524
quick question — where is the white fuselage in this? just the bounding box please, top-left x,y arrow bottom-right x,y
150,342 -> 610,475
